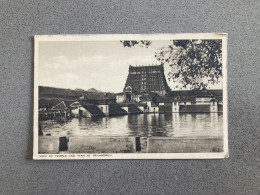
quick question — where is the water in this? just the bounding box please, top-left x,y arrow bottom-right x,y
40,113 -> 223,151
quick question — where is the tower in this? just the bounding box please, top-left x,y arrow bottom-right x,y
124,65 -> 170,96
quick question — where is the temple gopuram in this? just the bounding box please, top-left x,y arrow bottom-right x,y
125,64 -> 170,96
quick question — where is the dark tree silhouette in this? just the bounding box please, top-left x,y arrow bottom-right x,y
121,39 -> 222,90
120,40 -> 152,48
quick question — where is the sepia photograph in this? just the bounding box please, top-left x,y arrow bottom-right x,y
33,33 -> 228,159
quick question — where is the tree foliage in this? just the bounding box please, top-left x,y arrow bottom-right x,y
121,40 -> 152,48
121,39 -> 222,90
156,40 -> 222,89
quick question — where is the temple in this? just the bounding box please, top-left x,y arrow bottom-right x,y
125,65 -> 170,95
115,64 -> 223,113
119,65 -> 170,103
38,64 -> 223,120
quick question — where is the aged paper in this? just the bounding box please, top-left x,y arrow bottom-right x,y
33,33 -> 228,159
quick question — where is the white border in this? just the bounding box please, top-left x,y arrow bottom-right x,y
33,33 -> 228,160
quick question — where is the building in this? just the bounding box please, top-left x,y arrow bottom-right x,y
39,69 -> 223,117
39,86 -> 85,110
124,64 -> 170,97
79,92 -> 116,105
39,86 -> 122,118
161,88 -> 223,113
51,100 -> 74,118
114,64 -> 223,114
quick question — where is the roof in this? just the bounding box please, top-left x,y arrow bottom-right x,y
215,96 -> 223,102
209,90 -> 223,96
81,92 -> 116,101
52,101 -> 74,110
70,101 -> 81,108
82,105 -> 105,117
105,93 -> 116,99
151,102 -> 158,107
167,89 -> 222,98
158,97 -> 179,103
159,96 -> 197,103
195,89 -> 214,97
129,64 -> 163,69
109,104 -> 128,115
63,101 -> 74,109
180,96 -> 196,102
134,103 -> 147,107
122,87 -> 143,95
140,92 -> 159,98
132,90 -> 143,95
128,104 -> 143,114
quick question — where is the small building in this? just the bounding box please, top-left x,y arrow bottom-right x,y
158,96 -> 179,106
39,98 -> 67,111
79,92 -> 116,105
116,86 -> 143,103
78,92 -> 116,116
160,88 -> 223,113
179,96 -> 196,105
115,92 -> 125,103
70,101 -> 107,117
215,96 -> 223,112
195,89 -> 214,105
158,97 -> 179,113
139,92 -> 159,104
51,101 -> 74,118
138,92 -> 159,113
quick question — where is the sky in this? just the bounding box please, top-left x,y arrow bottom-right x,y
38,40 -> 222,93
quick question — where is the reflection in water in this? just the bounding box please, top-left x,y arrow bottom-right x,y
41,113 -> 223,139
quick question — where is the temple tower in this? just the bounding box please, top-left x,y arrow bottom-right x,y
124,65 -> 170,96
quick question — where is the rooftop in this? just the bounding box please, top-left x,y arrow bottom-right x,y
129,64 -> 162,68
51,101 -> 74,110
167,89 -> 222,97
82,104 -> 105,117
140,92 -> 160,98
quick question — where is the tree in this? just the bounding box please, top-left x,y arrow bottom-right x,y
120,40 -> 152,48
121,40 -> 222,90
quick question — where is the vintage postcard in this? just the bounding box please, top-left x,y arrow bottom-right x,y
33,33 -> 228,160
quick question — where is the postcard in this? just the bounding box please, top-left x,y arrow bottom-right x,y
33,33 -> 228,159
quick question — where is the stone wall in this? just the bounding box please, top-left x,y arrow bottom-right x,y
38,136 -> 60,154
68,137 -> 137,153
147,137 -> 223,153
